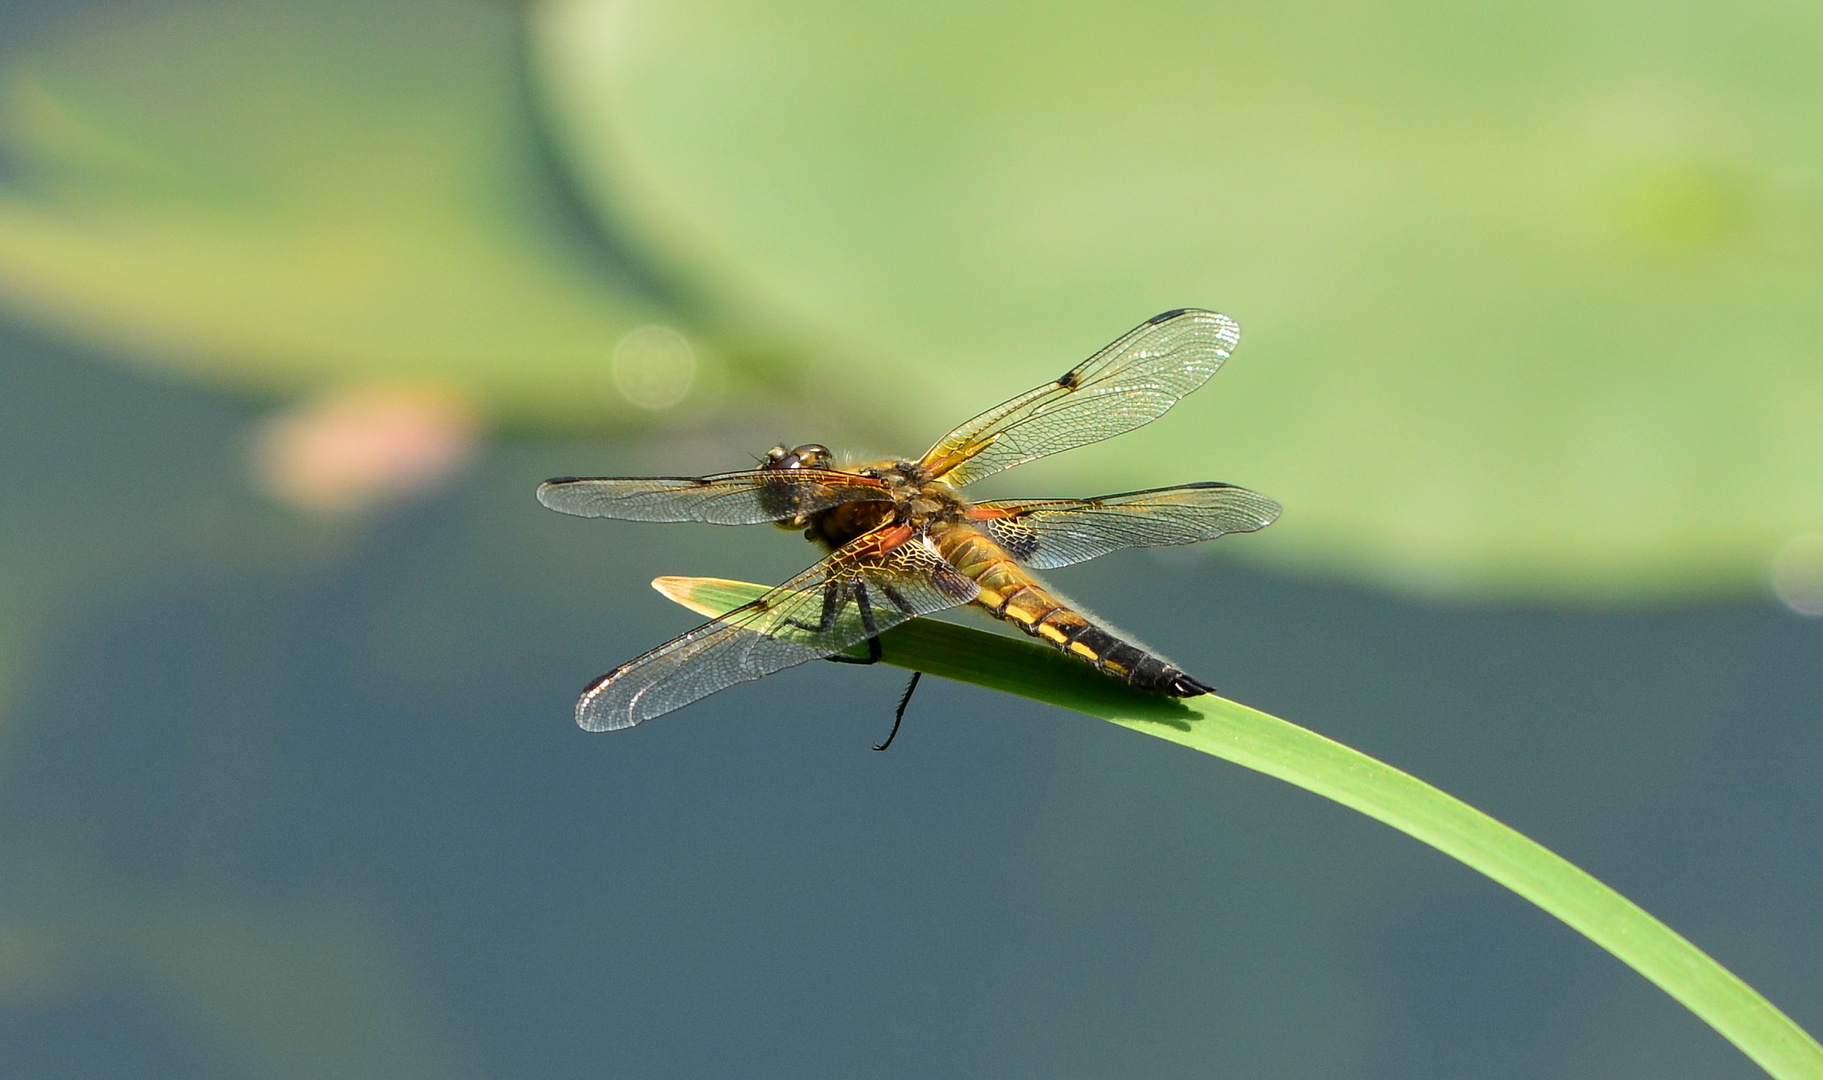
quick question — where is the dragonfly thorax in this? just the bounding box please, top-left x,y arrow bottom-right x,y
770,454 -> 964,551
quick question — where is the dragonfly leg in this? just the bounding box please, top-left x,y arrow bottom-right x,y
880,582 -> 918,616
873,671 -> 922,752
816,579 -> 885,665
786,577 -> 848,634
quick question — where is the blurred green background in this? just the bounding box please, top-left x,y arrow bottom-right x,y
0,0 -> 1818,1077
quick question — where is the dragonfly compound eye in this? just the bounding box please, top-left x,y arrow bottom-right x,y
791,444 -> 831,467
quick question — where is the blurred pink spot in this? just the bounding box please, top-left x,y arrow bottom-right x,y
253,382 -> 481,515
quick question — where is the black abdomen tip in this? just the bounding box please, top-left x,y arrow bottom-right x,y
1164,672 -> 1216,697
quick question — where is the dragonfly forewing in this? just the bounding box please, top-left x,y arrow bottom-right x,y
537,469 -> 892,526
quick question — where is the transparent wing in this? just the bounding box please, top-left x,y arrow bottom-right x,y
972,483 -> 1280,570
918,309 -> 1241,488
537,468 -> 891,526
576,528 -> 979,731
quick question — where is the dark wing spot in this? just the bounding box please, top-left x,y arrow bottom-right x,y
543,476 -> 581,485
750,599 -> 771,612
1056,371 -> 1080,389
935,567 -> 980,602
1148,308 -> 1191,324
997,522 -> 1040,562
756,475 -> 807,517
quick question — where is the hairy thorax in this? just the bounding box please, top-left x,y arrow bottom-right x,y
762,443 -> 969,552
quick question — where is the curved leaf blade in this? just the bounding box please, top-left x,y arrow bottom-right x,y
653,575 -> 1823,1080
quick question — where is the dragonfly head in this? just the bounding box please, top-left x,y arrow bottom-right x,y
763,443 -> 832,471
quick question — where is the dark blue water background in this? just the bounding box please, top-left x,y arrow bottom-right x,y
0,315 -> 1818,1080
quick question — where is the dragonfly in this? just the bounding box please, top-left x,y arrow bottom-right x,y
539,308 -> 1280,745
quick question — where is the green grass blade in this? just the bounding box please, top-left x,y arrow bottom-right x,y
653,576 -> 1823,1080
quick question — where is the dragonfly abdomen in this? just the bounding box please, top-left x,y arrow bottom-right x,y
938,527 -> 1213,697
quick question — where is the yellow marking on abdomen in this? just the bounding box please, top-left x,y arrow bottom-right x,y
938,530 -> 1080,635
932,522 -> 1205,695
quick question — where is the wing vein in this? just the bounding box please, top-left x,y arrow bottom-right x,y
919,309 -> 1240,487
575,529 -> 978,730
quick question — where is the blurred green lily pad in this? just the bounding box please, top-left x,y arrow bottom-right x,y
0,0 -> 702,427
531,0 -> 1823,599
